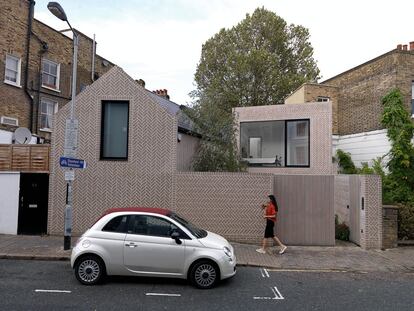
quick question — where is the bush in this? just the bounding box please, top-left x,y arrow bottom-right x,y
398,203 -> 414,240
335,215 -> 350,241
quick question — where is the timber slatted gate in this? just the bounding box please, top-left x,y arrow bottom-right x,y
0,144 -> 50,172
349,175 -> 361,245
273,175 -> 335,246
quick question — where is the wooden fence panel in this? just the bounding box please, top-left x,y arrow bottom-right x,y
0,144 -> 50,172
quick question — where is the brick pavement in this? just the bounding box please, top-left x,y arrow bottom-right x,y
0,234 -> 413,273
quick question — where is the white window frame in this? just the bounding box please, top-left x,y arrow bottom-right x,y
39,98 -> 58,132
317,96 -> 330,102
4,54 -> 22,87
41,59 -> 60,92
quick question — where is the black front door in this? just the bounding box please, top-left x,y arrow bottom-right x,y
18,173 -> 49,235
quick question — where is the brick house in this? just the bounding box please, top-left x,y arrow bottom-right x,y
0,0 -> 115,143
285,42 -> 414,166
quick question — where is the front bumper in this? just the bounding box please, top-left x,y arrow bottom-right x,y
220,254 -> 237,280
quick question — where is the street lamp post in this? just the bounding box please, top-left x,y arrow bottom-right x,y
48,2 -> 78,250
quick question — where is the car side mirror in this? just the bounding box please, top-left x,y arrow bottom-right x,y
171,231 -> 182,245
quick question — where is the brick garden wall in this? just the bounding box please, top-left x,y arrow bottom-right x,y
173,172 -> 274,245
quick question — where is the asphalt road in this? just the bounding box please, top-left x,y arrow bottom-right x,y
0,259 -> 413,311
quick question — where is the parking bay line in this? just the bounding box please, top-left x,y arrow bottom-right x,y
35,289 -> 72,293
146,293 -> 181,297
260,268 -> 270,278
253,286 -> 284,300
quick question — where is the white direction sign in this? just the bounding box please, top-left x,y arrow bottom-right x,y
64,170 -> 75,181
64,119 -> 79,157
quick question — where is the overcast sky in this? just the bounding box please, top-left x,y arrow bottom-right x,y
34,0 -> 414,106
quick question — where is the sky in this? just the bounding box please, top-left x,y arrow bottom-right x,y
34,0 -> 414,106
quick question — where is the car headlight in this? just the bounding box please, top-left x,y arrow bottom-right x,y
223,246 -> 232,258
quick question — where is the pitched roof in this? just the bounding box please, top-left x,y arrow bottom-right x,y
146,91 -> 196,134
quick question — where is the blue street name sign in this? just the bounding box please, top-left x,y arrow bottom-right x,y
59,156 -> 86,169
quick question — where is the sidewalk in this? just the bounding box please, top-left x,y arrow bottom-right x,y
1,234 -> 413,273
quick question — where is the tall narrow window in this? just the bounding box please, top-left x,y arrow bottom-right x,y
4,55 -> 21,86
39,98 -> 58,130
286,120 -> 310,167
42,59 -> 60,90
100,101 -> 129,160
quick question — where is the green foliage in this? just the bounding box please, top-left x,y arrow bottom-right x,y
380,88 -> 414,204
380,89 -> 414,240
335,149 -> 357,174
194,7 -> 320,110
398,203 -> 414,240
335,149 -> 374,174
335,215 -> 350,241
190,7 -> 320,171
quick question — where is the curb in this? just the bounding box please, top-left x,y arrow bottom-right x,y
0,254 -> 70,261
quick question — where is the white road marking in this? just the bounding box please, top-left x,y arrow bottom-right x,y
272,286 -> 284,299
145,293 -> 181,297
253,286 -> 284,300
260,268 -> 270,278
35,289 -> 71,293
267,268 -> 348,273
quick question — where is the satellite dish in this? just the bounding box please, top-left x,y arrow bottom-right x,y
14,127 -> 32,144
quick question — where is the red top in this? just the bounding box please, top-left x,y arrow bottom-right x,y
265,203 -> 277,222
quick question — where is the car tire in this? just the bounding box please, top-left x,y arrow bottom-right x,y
74,255 -> 105,285
189,260 -> 219,289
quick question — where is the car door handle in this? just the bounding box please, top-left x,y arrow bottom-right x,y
125,242 -> 137,248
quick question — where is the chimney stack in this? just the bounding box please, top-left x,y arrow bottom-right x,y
397,44 -> 402,50
136,79 -> 146,88
410,41 -> 414,51
153,89 -> 170,100
403,44 -> 408,51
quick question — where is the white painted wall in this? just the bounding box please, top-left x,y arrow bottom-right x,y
333,129 -> 391,167
0,172 -> 20,234
0,129 -> 37,144
0,129 -> 13,144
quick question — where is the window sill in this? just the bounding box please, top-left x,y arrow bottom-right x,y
41,85 -> 61,93
39,128 -> 53,133
4,80 -> 22,88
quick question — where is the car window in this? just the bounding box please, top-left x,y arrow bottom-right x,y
130,215 -> 179,238
102,215 -> 129,233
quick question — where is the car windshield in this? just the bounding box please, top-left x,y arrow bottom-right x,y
169,212 -> 207,239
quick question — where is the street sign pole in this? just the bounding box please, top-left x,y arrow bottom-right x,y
63,32 -> 78,251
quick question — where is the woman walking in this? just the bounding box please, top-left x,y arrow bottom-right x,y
256,195 -> 287,255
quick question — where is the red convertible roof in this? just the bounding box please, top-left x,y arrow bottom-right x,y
103,207 -> 171,216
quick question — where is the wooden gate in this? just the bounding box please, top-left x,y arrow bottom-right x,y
273,175 -> 335,246
349,175 -> 361,245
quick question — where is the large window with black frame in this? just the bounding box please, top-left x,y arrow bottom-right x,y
240,119 -> 310,167
100,100 -> 129,160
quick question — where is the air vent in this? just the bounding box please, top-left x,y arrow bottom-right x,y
1,116 -> 19,126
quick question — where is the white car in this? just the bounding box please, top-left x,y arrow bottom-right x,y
71,207 -> 236,289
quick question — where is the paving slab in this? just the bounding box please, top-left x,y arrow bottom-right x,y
1,234 -> 413,273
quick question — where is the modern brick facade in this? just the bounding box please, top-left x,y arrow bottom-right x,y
234,102 -> 333,175
0,0 -> 114,141
285,44 -> 414,135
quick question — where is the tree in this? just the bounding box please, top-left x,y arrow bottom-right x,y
380,88 -> 414,203
190,7 -> 320,171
